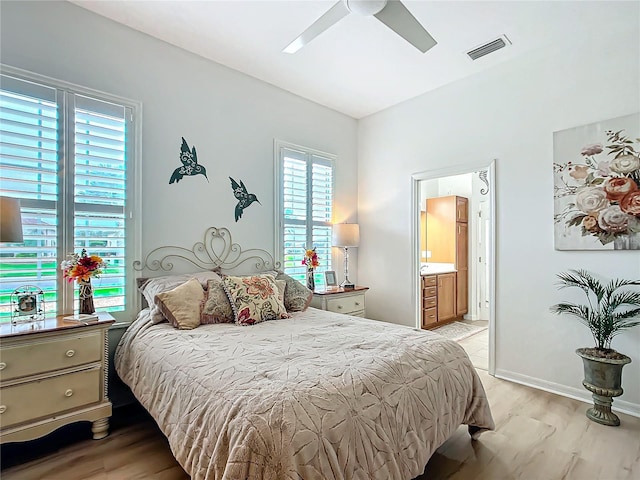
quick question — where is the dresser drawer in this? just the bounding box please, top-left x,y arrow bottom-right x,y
0,332 -> 102,382
326,293 -> 366,315
423,286 -> 437,297
423,296 -> 437,308
422,307 -> 437,326
422,276 -> 437,287
0,368 -> 101,428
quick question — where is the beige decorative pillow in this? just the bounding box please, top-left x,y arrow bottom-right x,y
275,272 -> 313,312
275,279 -> 286,305
138,271 -> 221,324
156,278 -> 205,330
201,279 -> 234,324
223,274 -> 290,326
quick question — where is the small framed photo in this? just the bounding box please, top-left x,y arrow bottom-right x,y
324,270 -> 337,287
17,294 -> 37,315
11,285 -> 45,323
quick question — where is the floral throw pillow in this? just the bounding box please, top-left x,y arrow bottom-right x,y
201,279 -> 234,324
275,271 -> 313,312
223,274 -> 290,326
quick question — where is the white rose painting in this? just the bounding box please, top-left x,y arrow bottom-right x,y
553,113 -> 640,250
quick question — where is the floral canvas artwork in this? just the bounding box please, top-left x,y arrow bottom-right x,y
553,113 -> 640,250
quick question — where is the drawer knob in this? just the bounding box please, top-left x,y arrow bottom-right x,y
66,350 -> 75,357
355,302 -> 361,306
337,305 -> 343,309
65,389 -> 74,397
0,362 -> 6,370
0,405 -> 6,414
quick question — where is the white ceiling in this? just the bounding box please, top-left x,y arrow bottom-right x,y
70,1 -> 636,119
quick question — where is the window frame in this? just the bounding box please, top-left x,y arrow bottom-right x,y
0,64 -> 142,326
274,139 -> 336,286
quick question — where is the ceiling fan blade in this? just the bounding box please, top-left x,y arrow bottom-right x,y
283,1 -> 350,54
374,0 -> 437,53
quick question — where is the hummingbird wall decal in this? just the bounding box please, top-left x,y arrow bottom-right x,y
229,177 -> 261,222
169,137 -> 209,184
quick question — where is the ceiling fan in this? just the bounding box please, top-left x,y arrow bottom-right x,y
283,0 -> 437,54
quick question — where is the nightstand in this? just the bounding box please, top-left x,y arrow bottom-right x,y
310,286 -> 369,317
0,312 -> 114,444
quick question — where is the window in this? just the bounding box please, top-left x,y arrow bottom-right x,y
275,141 -> 334,288
0,68 -> 139,323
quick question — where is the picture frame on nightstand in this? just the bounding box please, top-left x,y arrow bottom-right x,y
11,285 -> 45,323
324,270 -> 337,287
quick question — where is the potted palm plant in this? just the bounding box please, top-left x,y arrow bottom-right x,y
551,269 -> 640,426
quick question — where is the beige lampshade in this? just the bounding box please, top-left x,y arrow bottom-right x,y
0,196 -> 24,243
332,223 -> 360,247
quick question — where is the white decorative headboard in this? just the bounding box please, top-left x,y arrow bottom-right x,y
133,226 -> 280,276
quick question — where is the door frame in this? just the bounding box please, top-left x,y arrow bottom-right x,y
478,199 -> 491,321
410,160 -> 496,375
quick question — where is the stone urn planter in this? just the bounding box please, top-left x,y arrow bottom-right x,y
551,269 -> 640,427
576,348 -> 631,426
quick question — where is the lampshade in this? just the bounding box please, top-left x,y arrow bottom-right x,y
0,196 -> 24,243
332,223 -> 360,247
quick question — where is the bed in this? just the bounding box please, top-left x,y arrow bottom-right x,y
115,227 -> 494,480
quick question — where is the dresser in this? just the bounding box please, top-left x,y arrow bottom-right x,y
421,273 -> 457,328
421,275 -> 438,327
0,313 -> 114,443
311,286 -> 369,317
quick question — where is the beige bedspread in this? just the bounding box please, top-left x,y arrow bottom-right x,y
115,308 -> 494,480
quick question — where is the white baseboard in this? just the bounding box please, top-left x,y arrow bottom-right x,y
494,369 -> 640,418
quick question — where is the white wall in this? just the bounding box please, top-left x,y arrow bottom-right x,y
358,17 -> 640,413
0,0 -> 358,294
437,173 -> 472,198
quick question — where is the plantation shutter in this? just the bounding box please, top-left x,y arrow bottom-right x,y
72,95 -> 128,313
0,72 -> 136,322
311,155 -> 333,282
279,144 -> 334,287
0,78 -> 60,319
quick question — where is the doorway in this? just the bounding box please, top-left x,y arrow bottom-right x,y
411,161 -> 496,374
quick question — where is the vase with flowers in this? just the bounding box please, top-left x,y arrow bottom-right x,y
554,128 -> 640,250
60,249 -> 107,314
302,247 -> 320,291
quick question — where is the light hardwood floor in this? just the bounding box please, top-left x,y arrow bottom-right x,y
456,322 -> 489,371
2,370 -> 639,479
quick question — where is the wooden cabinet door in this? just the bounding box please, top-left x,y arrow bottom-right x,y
437,273 -> 456,322
456,269 -> 468,316
456,196 -> 468,223
456,222 -> 468,269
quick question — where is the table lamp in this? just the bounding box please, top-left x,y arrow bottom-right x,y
0,196 -> 24,243
332,223 -> 359,289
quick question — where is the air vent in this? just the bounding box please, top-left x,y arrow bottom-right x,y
467,35 -> 511,61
